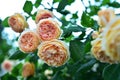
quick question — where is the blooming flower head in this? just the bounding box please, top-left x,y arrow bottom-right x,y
91,38 -> 115,63
22,62 -> 35,77
35,9 -> 53,23
37,39 -> 70,67
36,18 -> 61,41
1,60 -> 13,72
102,16 -> 120,62
98,9 -> 116,27
18,30 -> 40,53
8,13 -> 28,33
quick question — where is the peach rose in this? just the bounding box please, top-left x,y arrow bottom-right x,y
37,39 -> 70,67
8,13 -> 28,33
2,60 -> 13,72
18,30 -> 40,53
22,62 -> 35,77
36,18 -> 61,41
35,9 -> 53,23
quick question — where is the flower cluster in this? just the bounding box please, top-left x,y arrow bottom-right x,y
8,9 -> 70,69
91,9 -> 120,63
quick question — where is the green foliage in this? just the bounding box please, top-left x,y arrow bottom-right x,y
34,0 -> 42,8
9,50 -> 28,60
70,40 -> 85,62
23,1 -> 33,15
103,64 -> 120,80
81,12 -> 94,28
2,17 -> 9,27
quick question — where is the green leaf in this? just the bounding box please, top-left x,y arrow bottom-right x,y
108,1 -> 120,8
70,40 -> 85,62
81,12 -> 94,28
12,63 -> 23,76
57,0 -> 68,12
103,64 -> 120,80
57,0 -> 74,12
9,50 -> 28,60
101,0 -> 110,5
34,0 -> 42,8
23,1 -> 33,15
1,73 -> 17,80
88,6 -> 100,16
53,0 -> 61,3
2,17 -> 9,27
73,59 -> 96,80
62,24 -> 85,38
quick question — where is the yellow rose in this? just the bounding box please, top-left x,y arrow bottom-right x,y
101,17 -> 120,62
37,39 -> 70,67
98,9 -> 115,27
91,38 -> 114,63
8,13 -> 28,33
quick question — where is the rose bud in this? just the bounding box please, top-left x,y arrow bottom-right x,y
91,38 -> 115,63
22,62 -> 35,77
102,17 -> 120,62
1,60 -> 13,72
18,30 -> 40,53
36,18 -> 61,41
35,9 -> 53,23
98,9 -> 115,27
37,39 -> 70,67
8,13 -> 28,33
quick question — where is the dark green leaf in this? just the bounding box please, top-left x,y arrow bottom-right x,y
12,63 -> 23,76
57,0 -> 68,12
23,1 -> 33,15
70,40 -> 85,62
84,42 -> 92,53
57,0 -> 74,12
72,13 -> 78,19
34,0 -> 42,8
2,17 -> 9,27
62,25 -> 85,38
1,73 -> 17,80
9,50 -> 28,60
103,64 -> 120,80
53,0 -> 61,3
73,59 -> 96,80
81,12 -> 94,28
108,1 -> 120,8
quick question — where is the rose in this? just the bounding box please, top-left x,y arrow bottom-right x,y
8,13 -> 28,33
102,17 -> 120,62
35,9 -> 53,23
37,39 -> 70,67
1,60 -> 13,72
36,18 -> 61,41
91,38 -> 114,63
18,30 -> 40,53
98,9 -> 115,27
22,62 -> 35,77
